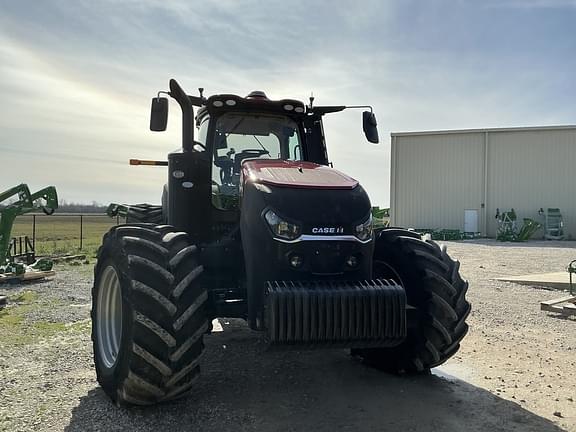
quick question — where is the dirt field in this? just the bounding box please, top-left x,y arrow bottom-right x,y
0,240 -> 575,431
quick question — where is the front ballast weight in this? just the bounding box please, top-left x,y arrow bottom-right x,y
266,279 -> 406,348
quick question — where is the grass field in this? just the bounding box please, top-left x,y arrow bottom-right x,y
11,214 -> 118,257
9,213 -> 390,258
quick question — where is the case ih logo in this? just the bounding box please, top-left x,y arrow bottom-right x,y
311,227 -> 344,234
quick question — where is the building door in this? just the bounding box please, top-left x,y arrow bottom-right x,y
464,209 -> 479,233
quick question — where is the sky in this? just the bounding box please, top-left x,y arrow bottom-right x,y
0,0 -> 575,207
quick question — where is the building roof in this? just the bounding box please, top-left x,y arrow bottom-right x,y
391,124 -> 576,137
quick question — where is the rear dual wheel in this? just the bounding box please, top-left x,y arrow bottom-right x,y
92,224 -> 208,405
354,228 -> 471,372
125,204 -> 163,224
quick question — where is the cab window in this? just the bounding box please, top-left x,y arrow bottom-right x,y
197,118 -> 209,146
211,113 -> 302,210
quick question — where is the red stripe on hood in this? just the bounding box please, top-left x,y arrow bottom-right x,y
242,159 -> 358,190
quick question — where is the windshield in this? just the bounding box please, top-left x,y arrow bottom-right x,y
211,113 -> 302,210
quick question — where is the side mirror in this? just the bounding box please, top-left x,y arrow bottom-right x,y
150,97 -> 168,131
362,111 -> 379,144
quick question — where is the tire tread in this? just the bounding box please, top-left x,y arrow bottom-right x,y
358,227 -> 471,372
92,223 -> 207,406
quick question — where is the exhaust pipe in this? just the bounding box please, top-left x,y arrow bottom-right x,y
169,79 -> 194,152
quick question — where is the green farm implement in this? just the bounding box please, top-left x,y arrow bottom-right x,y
0,184 -> 58,284
495,208 -> 541,242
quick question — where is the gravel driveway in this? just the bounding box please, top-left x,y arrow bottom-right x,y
0,240 -> 574,431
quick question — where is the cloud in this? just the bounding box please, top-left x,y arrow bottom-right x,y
485,0 -> 576,8
0,0 -> 574,207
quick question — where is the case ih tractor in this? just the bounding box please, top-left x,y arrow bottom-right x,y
92,79 -> 470,406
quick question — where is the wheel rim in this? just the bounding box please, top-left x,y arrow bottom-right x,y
96,265 -> 123,368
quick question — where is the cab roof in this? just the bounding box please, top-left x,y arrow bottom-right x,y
196,92 -> 306,125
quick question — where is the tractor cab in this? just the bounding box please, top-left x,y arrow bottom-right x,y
195,90 -> 312,211
153,80 -> 378,245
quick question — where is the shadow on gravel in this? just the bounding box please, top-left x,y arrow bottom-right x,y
545,313 -> 576,322
65,320 -> 566,432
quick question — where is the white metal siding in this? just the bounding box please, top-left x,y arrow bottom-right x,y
486,129 -> 576,237
391,126 -> 576,239
391,133 -> 484,231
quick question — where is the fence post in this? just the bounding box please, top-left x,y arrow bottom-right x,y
32,214 -> 36,250
80,215 -> 83,250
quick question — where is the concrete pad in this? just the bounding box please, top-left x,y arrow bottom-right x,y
496,272 -> 574,290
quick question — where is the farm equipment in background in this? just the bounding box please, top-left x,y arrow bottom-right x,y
0,184 -> 58,282
106,202 -> 163,224
540,259 -> 576,317
371,206 -> 389,229
538,207 -> 565,240
495,208 -> 541,242
91,79 -> 470,406
415,228 -> 465,241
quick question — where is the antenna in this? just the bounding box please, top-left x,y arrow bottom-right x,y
309,92 -> 315,109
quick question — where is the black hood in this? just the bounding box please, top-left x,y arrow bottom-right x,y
255,183 -> 372,235
239,178 -> 374,329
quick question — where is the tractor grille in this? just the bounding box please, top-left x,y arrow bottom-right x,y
265,279 -> 406,348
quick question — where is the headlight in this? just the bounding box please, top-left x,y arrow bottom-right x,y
264,209 -> 301,240
355,214 -> 373,241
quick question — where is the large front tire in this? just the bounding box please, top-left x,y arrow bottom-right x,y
92,224 -> 208,405
354,228 -> 471,373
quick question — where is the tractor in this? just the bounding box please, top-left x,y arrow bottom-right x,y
92,79 -> 470,406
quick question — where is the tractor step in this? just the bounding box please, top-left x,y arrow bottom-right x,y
265,279 -> 406,348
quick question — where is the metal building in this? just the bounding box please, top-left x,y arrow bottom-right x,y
390,125 -> 576,238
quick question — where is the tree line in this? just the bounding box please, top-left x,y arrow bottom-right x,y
0,199 -> 108,213
56,199 -> 108,214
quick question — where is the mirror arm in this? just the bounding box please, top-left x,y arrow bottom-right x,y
188,95 -> 205,107
310,105 -> 374,115
309,106 -> 346,115
345,105 -> 373,113
156,91 -> 170,100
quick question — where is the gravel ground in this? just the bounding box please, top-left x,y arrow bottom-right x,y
0,240 -> 575,432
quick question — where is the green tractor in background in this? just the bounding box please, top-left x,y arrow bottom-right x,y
0,184 -> 58,277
